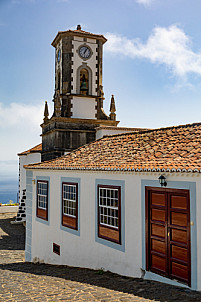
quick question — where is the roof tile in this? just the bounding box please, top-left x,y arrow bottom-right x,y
18,143 -> 42,156
25,123 -> 201,173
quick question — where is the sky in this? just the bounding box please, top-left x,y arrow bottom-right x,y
1,0 -> 201,179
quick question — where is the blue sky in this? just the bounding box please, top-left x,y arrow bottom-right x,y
1,0 -> 201,178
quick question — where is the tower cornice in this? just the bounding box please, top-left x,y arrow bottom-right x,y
41,117 -> 119,129
52,29 -> 107,48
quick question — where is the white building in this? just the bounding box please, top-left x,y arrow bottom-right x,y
25,123 -> 200,290
18,144 -> 42,202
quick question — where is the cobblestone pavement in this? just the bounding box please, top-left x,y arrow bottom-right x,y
1,214 -> 201,302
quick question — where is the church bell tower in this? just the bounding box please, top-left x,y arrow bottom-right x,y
41,25 -> 119,161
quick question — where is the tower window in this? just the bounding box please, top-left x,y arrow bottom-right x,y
80,68 -> 89,95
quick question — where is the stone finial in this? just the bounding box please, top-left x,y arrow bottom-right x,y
43,101 -> 49,123
98,85 -> 105,108
109,95 -> 116,121
96,85 -> 109,120
99,85 -> 104,99
77,24 -> 81,30
54,90 -> 61,117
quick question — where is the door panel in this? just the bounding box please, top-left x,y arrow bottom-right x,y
168,192 -> 190,285
146,187 -> 191,286
152,208 -> 165,222
171,245 -> 188,263
171,196 -> 187,210
152,224 -> 165,238
171,212 -> 187,227
151,254 -> 166,273
151,193 -> 166,206
148,191 -> 167,278
171,229 -> 187,244
171,262 -> 188,282
152,239 -> 166,254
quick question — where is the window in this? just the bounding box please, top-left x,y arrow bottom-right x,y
62,182 -> 78,230
36,180 -> 48,221
98,185 -> 121,244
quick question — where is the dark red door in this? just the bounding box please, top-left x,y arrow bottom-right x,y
145,187 -> 191,286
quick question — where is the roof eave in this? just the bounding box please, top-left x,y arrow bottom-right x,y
51,30 -> 107,48
24,166 -> 200,174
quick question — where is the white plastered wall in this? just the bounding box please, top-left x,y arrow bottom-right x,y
19,153 -> 41,201
30,170 -> 142,277
29,170 -> 200,289
72,37 -> 97,96
71,96 -> 96,119
71,37 -> 97,119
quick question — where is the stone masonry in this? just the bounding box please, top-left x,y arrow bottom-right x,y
15,189 -> 26,223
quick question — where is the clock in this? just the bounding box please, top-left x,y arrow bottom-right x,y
57,49 -> 61,62
79,46 -> 91,59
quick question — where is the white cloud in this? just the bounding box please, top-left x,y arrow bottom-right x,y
136,0 -> 154,6
0,102 -> 47,162
0,102 -> 44,130
105,25 -> 201,78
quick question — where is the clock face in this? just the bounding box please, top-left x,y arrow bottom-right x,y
57,49 -> 61,62
79,46 -> 91,59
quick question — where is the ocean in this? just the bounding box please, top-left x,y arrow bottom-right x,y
0,179 -> 18,204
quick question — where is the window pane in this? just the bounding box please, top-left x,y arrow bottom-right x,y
37,181 -> 48,210
63,184 -> 77,218
98,187 -> 120,229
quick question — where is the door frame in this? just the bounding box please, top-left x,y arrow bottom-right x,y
141,179 -> 197,290
145,186 -> 191,286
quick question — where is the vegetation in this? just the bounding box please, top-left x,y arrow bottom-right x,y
96,268 -> 105,275
0,200 -> 19,207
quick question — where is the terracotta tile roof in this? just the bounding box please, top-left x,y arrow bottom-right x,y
52,28 -> 107,47
18,143 -> 42,156
66,28 -> 106,40
96,126 -> 148,131
25,123 -> 201,173
70,29 -> 98,35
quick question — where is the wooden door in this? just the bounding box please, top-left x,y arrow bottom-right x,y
145,187 -> 191,286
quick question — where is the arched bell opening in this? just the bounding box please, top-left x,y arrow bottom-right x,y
80,68 -> 89,96
77,64 -> 92,95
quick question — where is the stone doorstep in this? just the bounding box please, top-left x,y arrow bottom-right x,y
0,206 -> 19,214
10,220 -> 25,226
10,220 -> 26,227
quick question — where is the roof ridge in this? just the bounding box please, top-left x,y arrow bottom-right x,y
18,143 -> 42,156
28,121 -> 201,164
102,121 -> 201,139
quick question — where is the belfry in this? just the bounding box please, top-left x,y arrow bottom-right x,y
41,25 -> 119,161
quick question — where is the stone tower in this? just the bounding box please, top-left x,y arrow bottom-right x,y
41,25 -> 119,161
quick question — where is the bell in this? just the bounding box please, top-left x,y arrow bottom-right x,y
80,81 -> 88,91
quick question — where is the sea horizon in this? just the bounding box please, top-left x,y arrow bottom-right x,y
0,178 -> 18,204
